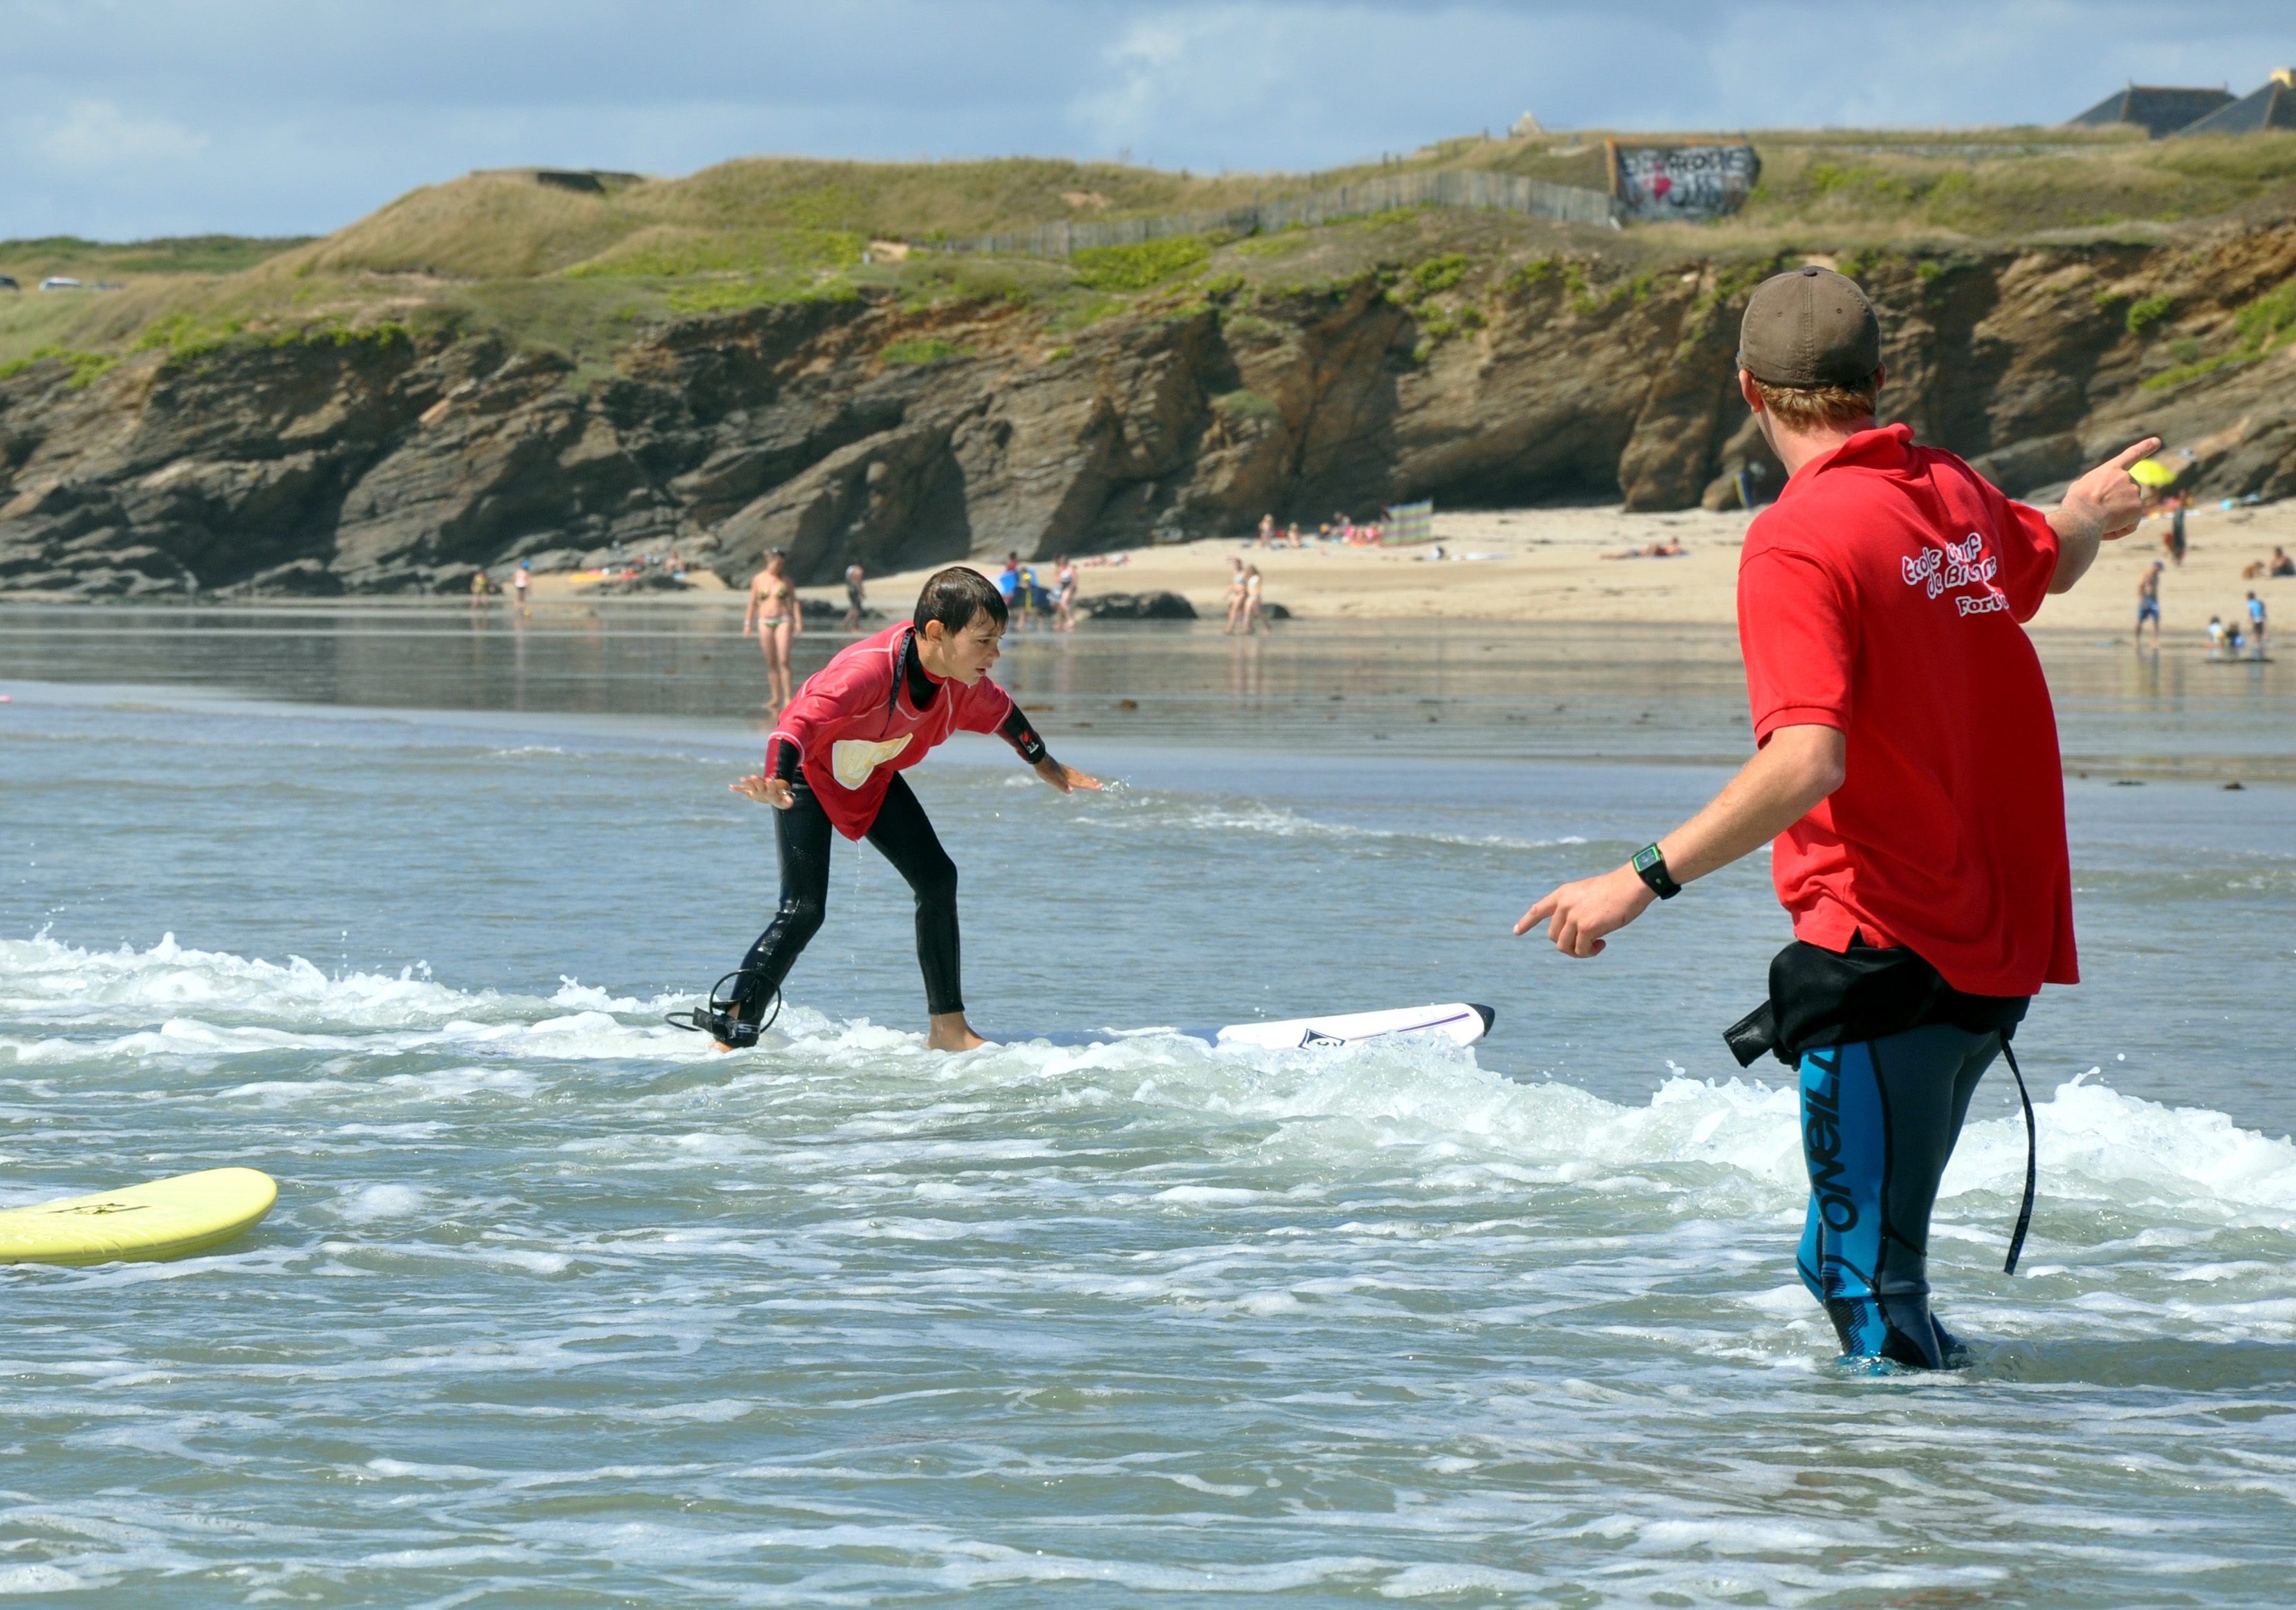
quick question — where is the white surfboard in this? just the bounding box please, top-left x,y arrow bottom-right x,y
1012,1002 -> 1493,1051
1212,1001 -> 1494,1050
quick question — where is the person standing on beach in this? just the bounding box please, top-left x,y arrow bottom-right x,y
1053,556 -> 1079,632
1223,557 -> 1248,634
1242,564 -> 1270,633
512,559 -> 530,613
697,566 -> 1100,1053
745,550 -> 803,713
997,552 -> 1038,630
842,562 -> 867,631
2136,561 -> 2163,649
2248,590 -> 2268,656
1516,266 -> 2155,1370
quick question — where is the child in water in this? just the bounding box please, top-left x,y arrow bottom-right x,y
688,566 -> 1100,1052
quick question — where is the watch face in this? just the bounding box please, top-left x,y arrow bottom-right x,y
1633,845 -> 1662,874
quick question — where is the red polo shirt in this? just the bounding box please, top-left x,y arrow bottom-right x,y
1737,423 -> 2077,997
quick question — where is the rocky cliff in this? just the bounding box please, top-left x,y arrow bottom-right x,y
4,218 -> 2294,596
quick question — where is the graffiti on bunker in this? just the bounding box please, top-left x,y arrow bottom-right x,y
1607,142 -> 1761,220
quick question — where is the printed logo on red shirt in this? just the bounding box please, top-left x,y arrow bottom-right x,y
1901,532 -> 2005,613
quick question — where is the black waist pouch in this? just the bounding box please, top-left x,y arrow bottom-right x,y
1725,937 -> 2028,1068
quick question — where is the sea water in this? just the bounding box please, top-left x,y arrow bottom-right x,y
1,604 -> 2293,1606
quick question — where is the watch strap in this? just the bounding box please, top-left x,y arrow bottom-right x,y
1632,843 -> 1681,900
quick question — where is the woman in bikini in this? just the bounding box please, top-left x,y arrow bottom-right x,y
745,550 -> 804,712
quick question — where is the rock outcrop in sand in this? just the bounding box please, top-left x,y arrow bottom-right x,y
4,223 -> 2294,595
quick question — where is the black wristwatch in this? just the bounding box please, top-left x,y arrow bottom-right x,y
1631,843 -> 1681,900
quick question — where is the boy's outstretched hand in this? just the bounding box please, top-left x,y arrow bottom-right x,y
732,763 -> 1098,804
730,773 -> 796,808
1035,757 -> 1104,793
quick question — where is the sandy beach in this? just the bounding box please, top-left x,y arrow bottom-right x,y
669,498 -> 2296,639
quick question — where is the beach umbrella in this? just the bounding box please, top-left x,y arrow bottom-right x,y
2129,458 -> 2178,488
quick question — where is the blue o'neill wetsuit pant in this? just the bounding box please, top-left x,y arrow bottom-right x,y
1797,1022 -> 2001,1368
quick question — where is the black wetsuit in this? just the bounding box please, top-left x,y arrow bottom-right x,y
732,633 -> 1045,1021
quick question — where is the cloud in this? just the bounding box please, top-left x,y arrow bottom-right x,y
30,100 -> 209,172
1,0 -> 2289,240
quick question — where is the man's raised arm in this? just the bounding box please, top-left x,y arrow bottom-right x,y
2046,437 -> 2159,594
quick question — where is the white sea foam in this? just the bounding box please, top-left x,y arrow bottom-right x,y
336,1183 -> 426,1224
1072,793 -> 1593,852
0,932 -> 702,1066
0,931 -> 494,1027
7,934 -> 2294,1243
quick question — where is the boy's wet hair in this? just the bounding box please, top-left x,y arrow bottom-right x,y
914,566 -> 1008,635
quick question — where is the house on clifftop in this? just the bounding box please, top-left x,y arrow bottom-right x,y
2174,71 -> 2296,138
2066,83 -> 2235,138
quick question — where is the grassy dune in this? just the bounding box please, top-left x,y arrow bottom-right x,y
6,129 -> 2295,382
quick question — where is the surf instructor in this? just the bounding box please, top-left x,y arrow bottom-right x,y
1515,266 -> 2154,1369
696,566 -> 1100,1053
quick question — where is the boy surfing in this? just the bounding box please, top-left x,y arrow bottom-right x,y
677,566 -> 1100,1052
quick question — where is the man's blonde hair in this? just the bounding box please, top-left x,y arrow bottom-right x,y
1752,372 -> 1881,432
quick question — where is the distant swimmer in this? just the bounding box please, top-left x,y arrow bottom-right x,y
692,566 -> 1101,1053
842,561 -> 867,630
2136,560 -> 2162,649
745,550 -> 803,713
1517,267 -> 2156,1371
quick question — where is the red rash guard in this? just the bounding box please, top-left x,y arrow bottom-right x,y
766,624 -> 1020,840
1737,423 -> 2077,997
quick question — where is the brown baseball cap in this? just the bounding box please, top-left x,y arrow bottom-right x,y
1738,266 -> 1881,387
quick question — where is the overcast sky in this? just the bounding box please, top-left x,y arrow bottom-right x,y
5,0 -> 2289,242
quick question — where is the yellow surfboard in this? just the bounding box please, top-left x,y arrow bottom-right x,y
0,1167 -> 277,1266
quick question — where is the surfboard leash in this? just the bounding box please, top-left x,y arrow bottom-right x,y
1999,1037 -> 2038,1275
665,968 -> 781,1048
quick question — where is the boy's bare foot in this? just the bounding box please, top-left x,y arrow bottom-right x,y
927,1010 -> 988,1052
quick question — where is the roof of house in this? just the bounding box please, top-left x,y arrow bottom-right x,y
2174,79 -> 2296,137
2066,84 -> 2237,138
